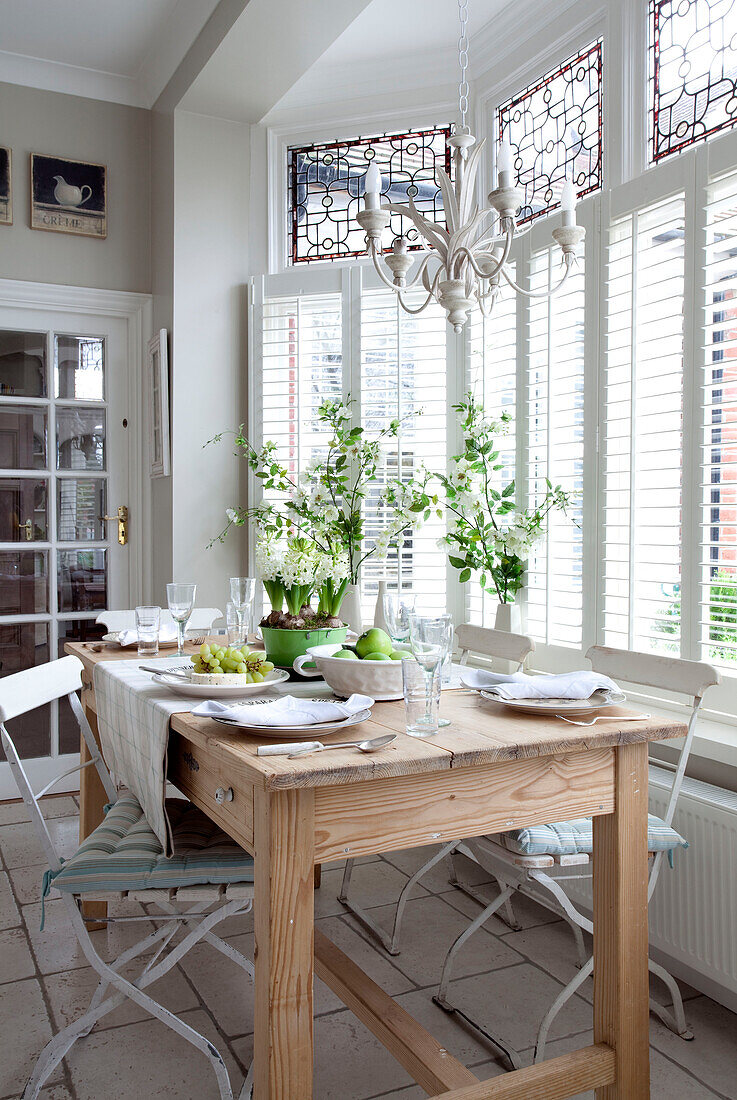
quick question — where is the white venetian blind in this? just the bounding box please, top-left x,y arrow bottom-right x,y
360,287 -> 447,619
602,195 -> 686,654
259,292 -> 343,491
701,170 -> 737,668
525,248 -> 586,647
467,275 -> 518,627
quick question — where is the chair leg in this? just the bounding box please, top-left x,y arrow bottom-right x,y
339,840 -> 459,955
562,911 -> 589,968
432,882 -> 521,1071
648,957 -> 694,1040
533,955 -> 594,1063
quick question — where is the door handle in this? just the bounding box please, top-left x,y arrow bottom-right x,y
100,505 -> 129,546
14,519 -> 33,541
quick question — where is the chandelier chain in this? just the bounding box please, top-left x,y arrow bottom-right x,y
457,0 -> 470,133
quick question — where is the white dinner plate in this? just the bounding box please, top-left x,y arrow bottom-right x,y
478,689 -> 627,716
103,632 -> 178,649
151,668 -> 290,698
212,705 -> 372,737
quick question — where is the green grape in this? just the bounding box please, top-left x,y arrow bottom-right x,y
246,672 -> 254,683
251,670 -> 264,683
261,661 -> 274,673
200,644 -> 210,656
237,663 -> 247,674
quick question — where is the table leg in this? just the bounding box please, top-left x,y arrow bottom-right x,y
79,698 -> 108,928
254,786 -> 315,1099
593,741 -> 650,1099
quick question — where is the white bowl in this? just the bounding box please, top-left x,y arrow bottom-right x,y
293,643 -> 410,701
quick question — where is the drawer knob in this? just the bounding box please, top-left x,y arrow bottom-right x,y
215,786 -> 234,805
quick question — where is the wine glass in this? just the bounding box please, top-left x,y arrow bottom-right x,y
406,613 -> 445,735
383,592 -> 416,646
230,577 -> 256,645
166,582 -> 196,655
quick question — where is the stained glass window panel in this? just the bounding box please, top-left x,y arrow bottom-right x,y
498,40 -> 603,224
289,127 -> 451,264
650,0 -> 737,162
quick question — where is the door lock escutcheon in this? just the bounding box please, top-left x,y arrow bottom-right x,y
100,505 -> 129,546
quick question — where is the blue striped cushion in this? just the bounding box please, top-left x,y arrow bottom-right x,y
501,814 -> 687,857
47,795 -> 254,896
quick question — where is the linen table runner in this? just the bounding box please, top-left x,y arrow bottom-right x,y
93,658 -> 196,855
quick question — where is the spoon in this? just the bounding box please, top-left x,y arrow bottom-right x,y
288,733 -> 396,759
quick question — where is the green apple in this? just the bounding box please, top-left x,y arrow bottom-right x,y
333,648 -> 358,660
389,650 -> 407,661
363,651 -> 392,661
356,627 -> 393,658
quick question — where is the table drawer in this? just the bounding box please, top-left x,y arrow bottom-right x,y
168,730 -> 254,853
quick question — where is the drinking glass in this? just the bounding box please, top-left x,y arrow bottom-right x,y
403,655 -> 441,736
166,582 -> 196,655
226,601 -> 241,645
433,613 -> 454,726
383,592 -> 416,645
229,577 -> 256,644
135,605 -> 160,658
406,613 -> 446,736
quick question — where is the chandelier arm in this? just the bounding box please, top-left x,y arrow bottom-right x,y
501,256 -> 574,298
452,223 -> 514,281
477,291 -> 498,318
396,267 -> 444,315
399,250 -> 438,291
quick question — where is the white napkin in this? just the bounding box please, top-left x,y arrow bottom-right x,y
192,693 -> 374,727
467,669 -> 620,700
460,669 -> 529,691
116,625 -> 179,648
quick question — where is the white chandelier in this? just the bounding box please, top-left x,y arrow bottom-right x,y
356,0 -> 585,334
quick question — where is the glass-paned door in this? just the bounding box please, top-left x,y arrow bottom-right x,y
0,307 -> 130,798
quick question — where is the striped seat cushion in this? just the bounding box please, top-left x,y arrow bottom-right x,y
500,814 -> 687,857
47,795 -> 254,896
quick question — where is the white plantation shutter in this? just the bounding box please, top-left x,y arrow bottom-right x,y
602,195 -> 686,654
525,248 -> 586,647
701,171 -> 737,668
360,287 -> 448,619
258,293 -> 343,483
467,276 -> 518,627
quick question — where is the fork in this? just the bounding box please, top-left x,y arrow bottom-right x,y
556,713 -> 651,726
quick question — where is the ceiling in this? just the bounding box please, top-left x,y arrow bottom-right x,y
0,0 -> 517,115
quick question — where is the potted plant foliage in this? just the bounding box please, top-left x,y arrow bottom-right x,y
210,398 -> 438,665
436,394 -> 576,630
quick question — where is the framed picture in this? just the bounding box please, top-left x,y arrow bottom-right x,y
30,153 -> 106,238
0,147 -> 11,226
148,329 -> 171,478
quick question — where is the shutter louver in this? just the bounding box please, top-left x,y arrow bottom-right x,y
467,275 -> 518,627
525,248 -> 586,647
602,195 -> 686,654
360,288 -> 447,619
702,171 -> 737,667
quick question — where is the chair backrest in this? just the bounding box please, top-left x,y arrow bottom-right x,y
0,656 -> 118,872
96,607 -> 223,633
456,623 -> 535,670
586,645 -> 720,830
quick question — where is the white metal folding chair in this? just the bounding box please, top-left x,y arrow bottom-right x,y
338,623 -> 536,956
0,655 -> 254,1100
96,608 -> 223,633
432,645 -> 720,1070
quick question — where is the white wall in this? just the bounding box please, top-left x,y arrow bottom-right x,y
0,82 -> 151,292
169,110 -> 250,609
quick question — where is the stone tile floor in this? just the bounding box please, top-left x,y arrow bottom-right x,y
1,796 -> 735,1099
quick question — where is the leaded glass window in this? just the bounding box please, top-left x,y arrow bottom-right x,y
650,0 -> 737,162
288,127 -> 451,265
497,41 -> 603,224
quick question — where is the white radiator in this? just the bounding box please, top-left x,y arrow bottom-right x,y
566,764 -> 737,1012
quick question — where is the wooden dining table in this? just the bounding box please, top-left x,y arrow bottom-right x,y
66,639 -> 687,1100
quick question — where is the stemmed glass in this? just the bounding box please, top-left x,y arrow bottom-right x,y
383,592 -> 416,646
230,577 -> 256,645
166,582 -> 196,655
406,614 -> 446,735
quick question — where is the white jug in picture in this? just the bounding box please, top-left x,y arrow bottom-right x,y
53,176 -> 92,208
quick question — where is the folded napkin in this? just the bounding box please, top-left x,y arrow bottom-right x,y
192,693 -> 374,727
116,625 -> 179,648
465,669 -> 620,700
